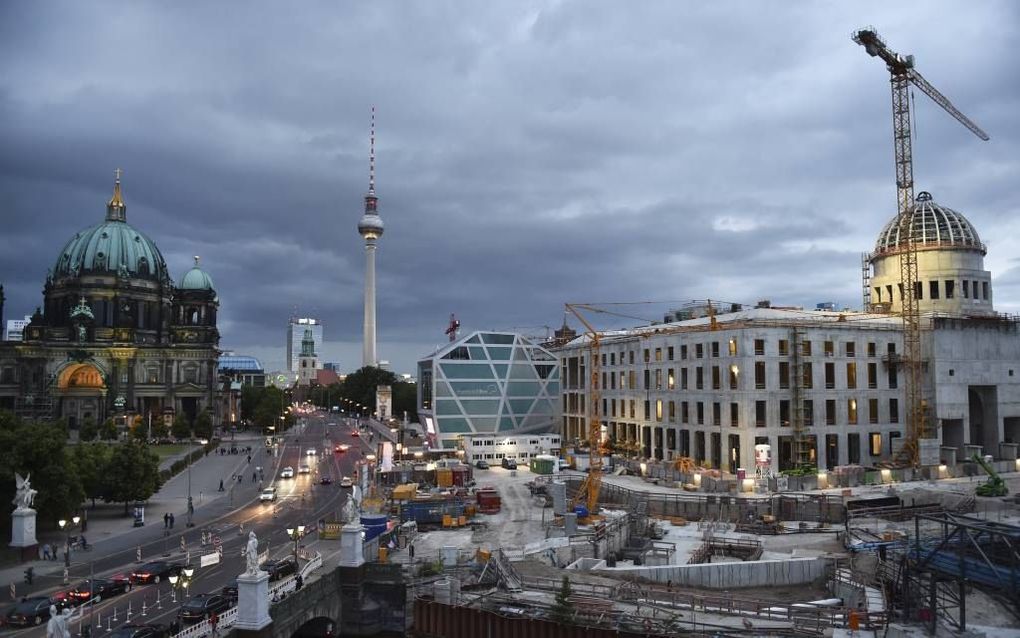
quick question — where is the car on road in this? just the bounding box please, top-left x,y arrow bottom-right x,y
108,624 -> 168,638
259,487 -> 278,502
279,466 -> 295,479
501,458 -> 518,470
260,558 -> 297,582
178,593 -> 230,624
475,460 -> 490,469
334,443 -> 350,453
306,448 -> 317,456
298,464 -> 311,474
221,580 -> 238,603
320,475 -> 333,485
70,576 -> 133,602
131,561 -> 183,585
558,459 -> 571,471
5,597 -> 56,626
339,476 -> 353,488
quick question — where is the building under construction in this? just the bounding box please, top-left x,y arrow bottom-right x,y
556,190 -> 1020,474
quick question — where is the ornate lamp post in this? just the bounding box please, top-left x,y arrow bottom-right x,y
167,566 -> 194,605
285,525 -> 306,569
57,515 -> 81,567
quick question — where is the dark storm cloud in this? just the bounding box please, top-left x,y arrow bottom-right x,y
1,1 -> 1018,373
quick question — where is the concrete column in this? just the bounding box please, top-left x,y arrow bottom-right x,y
234,570 -> 271,631
362,241 -> 377,368
340,523 -> 365,567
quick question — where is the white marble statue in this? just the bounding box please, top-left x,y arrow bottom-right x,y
45,605 -> 77,638
341,496 -> 358,524
13,473 -> 37,511
244,531 -> 260,576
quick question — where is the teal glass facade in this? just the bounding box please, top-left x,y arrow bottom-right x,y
417,332 -> 560,448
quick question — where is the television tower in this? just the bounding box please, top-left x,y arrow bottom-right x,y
357,107 -> 384,368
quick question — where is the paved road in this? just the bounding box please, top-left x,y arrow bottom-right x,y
2,412 -> 370,637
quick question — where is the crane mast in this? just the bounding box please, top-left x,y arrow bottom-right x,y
853,28 -> 989,467
565,303 -> 603,516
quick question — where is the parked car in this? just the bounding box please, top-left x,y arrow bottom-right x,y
475,460 -> 490,469
259,487 -> 278,502
319,475 -> 333,485
501,458 -> 518,470
279,466 -> 295,479
221,580 -> 238,603
339,476 -> 353,488
260,558 -> 297,582
5,597 -> 55,626
178,594 -> 230,624
70,576 -> 132,603
298,464 -> 311,474
108,624 -> 168,638
131,561 -> 183,584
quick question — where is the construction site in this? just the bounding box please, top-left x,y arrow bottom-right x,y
390,27 -> 1020,638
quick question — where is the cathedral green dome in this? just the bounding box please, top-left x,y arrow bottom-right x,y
52,177 -> 169,283
179,256 -> 215,291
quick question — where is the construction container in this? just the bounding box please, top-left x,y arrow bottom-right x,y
464,504 -> 477,517
530,455 -> 556,475
392,483 -> 418,501
361,513 -> 389,541
476,548 -> 491,563
451,465 -> 471,486
378,546 -> 388,562
436,468 -> 454,488
476,488 -> 501,514
442,514 -> 453,528
457,515 -> 466,526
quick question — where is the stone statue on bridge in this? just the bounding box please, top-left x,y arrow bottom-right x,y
244,530 -> 260,576
13,473 -> 37,511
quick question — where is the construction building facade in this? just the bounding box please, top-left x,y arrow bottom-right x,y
556,193 -> 1020,473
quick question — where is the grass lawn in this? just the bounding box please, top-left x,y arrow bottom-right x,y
151,443 -> 198,461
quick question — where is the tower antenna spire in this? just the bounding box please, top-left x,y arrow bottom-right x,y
369,106 -> 376,195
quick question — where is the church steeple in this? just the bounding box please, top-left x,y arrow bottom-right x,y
106,168 -> 127,222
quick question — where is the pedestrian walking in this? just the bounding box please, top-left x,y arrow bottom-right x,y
219,479 -> 225,492
164,512 -> 170,529
42,543 -> 50,560
409,544 -> 415,559
252,471 -> 257,483
238,474 -> 243,484
169,513 -> 175,529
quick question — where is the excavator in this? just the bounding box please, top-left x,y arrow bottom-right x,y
971,454 -> 1008,498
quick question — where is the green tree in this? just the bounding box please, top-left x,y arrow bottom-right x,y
150,416 -> 169,440
0,412 -> 84,529
252,386 -> 292,430
193,410 -> 213,440
79,417 -> 99,442
392,382 -> 418,423
102,440 -> 161,515
339,366 -> 398,414
130,416 -> 148,441
72,443 -> 113,508
171,414 -> 191,440
99,418 -> 118,441
550,576 -> 575,624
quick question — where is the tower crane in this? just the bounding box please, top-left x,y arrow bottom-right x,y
565,303 -> 604,517
853,28 -> 989,467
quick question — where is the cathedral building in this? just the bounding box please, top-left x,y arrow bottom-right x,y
0,172 -> 220,431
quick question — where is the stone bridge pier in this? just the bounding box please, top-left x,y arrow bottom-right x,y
232,563 -> 407,638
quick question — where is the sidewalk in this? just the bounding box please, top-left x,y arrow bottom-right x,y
1,433 -> 285,588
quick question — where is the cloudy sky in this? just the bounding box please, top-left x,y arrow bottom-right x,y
1,1 -> 1017,374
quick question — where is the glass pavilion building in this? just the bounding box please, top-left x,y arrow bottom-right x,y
417,331 -> 560,450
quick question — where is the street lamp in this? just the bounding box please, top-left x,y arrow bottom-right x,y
285,525 -> 306,569
167,566 -> 194,605
57,515 -> 81,567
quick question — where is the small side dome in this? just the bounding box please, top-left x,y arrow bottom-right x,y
179,256 -> 215,291
874,192 -> 985,255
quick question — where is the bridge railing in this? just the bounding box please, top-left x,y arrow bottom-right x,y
168,551 -> 323,638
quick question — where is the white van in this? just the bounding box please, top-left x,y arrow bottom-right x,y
259,487 -> 277,502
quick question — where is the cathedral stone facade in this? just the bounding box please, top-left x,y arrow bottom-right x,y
0,174 -> 220,431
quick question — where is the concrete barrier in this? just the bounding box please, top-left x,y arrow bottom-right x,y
592,557 -> 826,589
